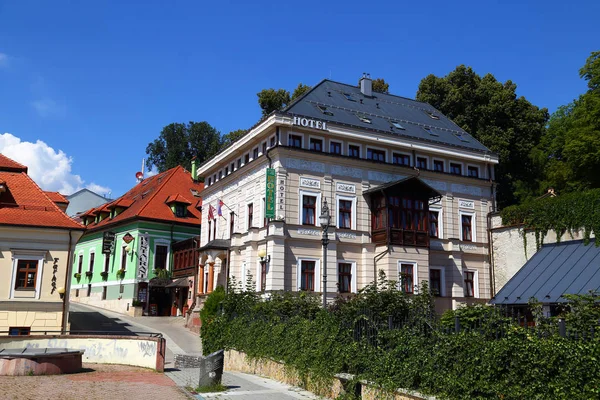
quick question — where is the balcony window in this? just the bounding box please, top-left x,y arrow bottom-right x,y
450,163 -> 462,175
309,138 -> 323,152
367,148 -> 385,162
348,144 -> 360,158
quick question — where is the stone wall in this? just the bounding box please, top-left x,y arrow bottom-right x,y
0,334 -> 166,371
223,349 -> 435,400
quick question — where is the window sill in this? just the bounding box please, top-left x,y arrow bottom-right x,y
14,288 -> 35,292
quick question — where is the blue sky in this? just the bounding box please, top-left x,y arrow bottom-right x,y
1,0 -> 598,197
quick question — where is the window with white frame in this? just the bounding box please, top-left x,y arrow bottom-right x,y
154,243 -> 169,271
467,165 -> 479,178
463,270 -> 479,298
330,140 -> 342,155
121,244 -> 128,271
299,190 -> 321,226
429,267 -> 445,297
297,258 -> 320,292
336,194 -> 356,230
10,250 -> 45,299
429,206 -> 443,239
289,134 -> 302,148
398,261 -> 417,294
309,137 -> 323,152
459,211 -> 476,242
337,261 -> 356,293
88,251 -> 95,274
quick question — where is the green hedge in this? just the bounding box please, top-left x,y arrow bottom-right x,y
202,277 -> 600,399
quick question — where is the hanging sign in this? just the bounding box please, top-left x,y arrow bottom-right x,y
265,168 -> 276,218
137,234 -> 150,279
122,233 -> 134,244
102,231 -> 116,254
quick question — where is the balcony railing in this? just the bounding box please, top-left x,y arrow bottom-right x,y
372,227 -> 429,247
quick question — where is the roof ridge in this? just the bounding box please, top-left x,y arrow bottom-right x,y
321,79 -> 432,106
282,79 -> 328,112
137,166 -> 182,217
22,172 -> 84,228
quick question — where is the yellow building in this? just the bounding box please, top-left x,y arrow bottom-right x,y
0,154 -> 84,334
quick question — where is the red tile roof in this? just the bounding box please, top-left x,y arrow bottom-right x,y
0,154 -> 28,173
44,191 -> 69,204
82,166 -> 203,231
0,155 -> 84,230
165,193 -> 192,205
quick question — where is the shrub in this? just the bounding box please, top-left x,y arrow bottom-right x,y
200,285 -> 225,326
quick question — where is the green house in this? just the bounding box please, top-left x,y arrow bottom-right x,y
71,165 -> 203,316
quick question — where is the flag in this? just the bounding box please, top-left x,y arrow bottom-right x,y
208,204 -> 215,220
217,200 -> 223,217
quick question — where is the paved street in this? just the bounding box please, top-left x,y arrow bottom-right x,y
69,302 -> 321,399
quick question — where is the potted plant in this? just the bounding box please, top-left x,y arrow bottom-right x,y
100,271 -> 109,280
116,268 -> 126,280
73,272 -> 81,280
85,271 -> 93,277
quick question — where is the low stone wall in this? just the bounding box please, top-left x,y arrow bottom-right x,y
224,349 -> 435,400
0,335 -> 166,371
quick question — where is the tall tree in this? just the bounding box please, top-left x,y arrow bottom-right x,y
291,83 -> 311,101
257,88 -> 290,116
416,66 -> 549,207
146,121 -> 221,173
533,51 -> 600,194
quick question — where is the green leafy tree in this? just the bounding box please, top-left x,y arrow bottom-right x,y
417,66 -> 549,207
146,121 -> 222,173
533,51 -> 600,194
291,83 -> 311,101
372,78 -> 389,94
257,88 -> 290,116
221,129 -> 248,148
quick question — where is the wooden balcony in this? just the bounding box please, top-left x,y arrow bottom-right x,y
372,228 -> 429,247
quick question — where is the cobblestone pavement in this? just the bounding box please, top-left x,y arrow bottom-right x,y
0,363 -> 190,400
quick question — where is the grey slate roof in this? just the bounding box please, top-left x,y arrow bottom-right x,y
284,80 -> 492,154
491,240 -> 600,305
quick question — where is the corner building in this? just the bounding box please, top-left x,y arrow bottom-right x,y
198,76 -> 498,311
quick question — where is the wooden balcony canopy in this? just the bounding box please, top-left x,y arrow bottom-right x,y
364,176 -> 442,247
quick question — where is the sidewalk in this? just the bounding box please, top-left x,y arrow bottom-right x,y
69,303 -> 321,399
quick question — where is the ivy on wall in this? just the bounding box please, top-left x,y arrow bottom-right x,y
501,189 -> 600,249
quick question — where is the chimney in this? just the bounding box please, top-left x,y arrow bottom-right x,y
191,156 -> 198,182
360,72 -> 372,97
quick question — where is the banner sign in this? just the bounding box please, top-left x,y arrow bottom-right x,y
265,168 -> 276,219
137,234 -> 150,280
102,231 -> 116,254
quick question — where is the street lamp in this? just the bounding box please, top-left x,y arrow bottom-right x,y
258,248 -> 270,292
319,198 -> 331,308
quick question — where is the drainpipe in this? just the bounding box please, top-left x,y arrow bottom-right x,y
62,229 -> 74,334
373,246 -> 390,287
487,211 -> 496,297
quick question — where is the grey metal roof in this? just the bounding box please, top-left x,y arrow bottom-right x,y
199,239 -> 231,252
491,240 -> 600,305
284,80 -> 492,154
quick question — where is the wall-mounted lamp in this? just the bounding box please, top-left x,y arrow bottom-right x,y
57,287 -> 66,300
258,248 -> 270,264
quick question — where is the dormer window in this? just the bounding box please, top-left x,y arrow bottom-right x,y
175,203 -> 187,218
166,194 -> 192,218
316,104 -> 334,116
356,113 -> 371,124
425,110 -> 440,120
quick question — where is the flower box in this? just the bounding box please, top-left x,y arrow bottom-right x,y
73,273 -> 81,280
85,271 -> 93,277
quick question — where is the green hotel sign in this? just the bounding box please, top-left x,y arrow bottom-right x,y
265,168 -> 276,219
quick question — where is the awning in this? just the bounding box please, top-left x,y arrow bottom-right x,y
198,239 -> 231,252
166,277 -> 190,288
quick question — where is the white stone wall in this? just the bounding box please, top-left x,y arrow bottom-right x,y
490,214 -> 590,294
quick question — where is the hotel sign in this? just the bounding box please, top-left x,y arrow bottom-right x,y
265,168 -> 276,218
293,116 -> 327,131
300,177 -> 320,189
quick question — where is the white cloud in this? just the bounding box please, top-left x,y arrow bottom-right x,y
31,98 -> 66,118
0,53 -> 8,68
145,165 -> 159,178
0,132 -> 111,196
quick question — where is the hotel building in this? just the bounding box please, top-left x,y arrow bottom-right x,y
197,75 -> 498,311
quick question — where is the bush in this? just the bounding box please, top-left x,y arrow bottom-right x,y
200,285 -> 225,326
201,276 -> 600,399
